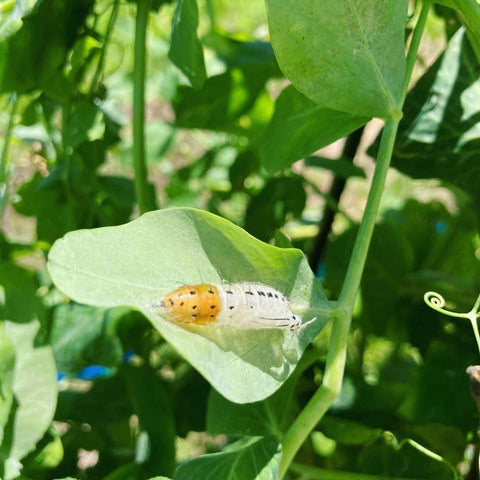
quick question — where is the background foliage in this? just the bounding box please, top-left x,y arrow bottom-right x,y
1,0 -> 480,479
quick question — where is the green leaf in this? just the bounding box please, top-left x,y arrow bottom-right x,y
386,28 -> 480,218
0,0 -> 94,93
174,436 -> 281,480
304,156 -> 366,179
48,208 -> 331,403
319,416 -> 378,446
173,69 -> 272,134
245,176 -> 306,241
435,0 -> 480,60
51,303 -> 123,374
64,101 -> 106,150
124,365 -> 176,477
258,86 -> 369,173
207,351 -> 315,437
265,0 -> 407,118
1,320 -> 57,480
0,324 -> 15,445
0,262 -> 44,324
168,0 -> 206,90
0,0 -> 40,42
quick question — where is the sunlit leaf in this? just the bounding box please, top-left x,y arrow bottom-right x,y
259,86 -> 369,173
48,208 -> 331,403
265,0 -> 407,118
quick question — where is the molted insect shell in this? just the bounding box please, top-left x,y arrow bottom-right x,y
157,282 -> 313,330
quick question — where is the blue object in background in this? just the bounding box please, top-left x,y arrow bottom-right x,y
435,221 -> 447,234
77,365 -> 114,380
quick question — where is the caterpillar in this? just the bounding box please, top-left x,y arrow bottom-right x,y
155,282 -> 315,331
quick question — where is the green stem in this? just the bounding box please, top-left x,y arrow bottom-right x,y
133,0 -> 154,214
0,94 -> 18,222
279,2 -> 432,477
91,0 -> 120,94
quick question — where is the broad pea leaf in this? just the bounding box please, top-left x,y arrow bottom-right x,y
48,208 -> 331,403
174,436 -> 281,480
0,0 -> 94,93
386,28 -> 480,219
1,321 -> 57,480
168,0 -> 206,90
265,0 -> 407,119
258,86 -> 369,173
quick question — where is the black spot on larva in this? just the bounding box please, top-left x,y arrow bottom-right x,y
257,291 -> 265,296
274,294 -> 278,299
190,290 -> 196,295
226,290 -> 233,294
282,296 -> 287,302
180,301 -> 184,306
169,298 -> 174,306
210,305 -> 216,309
192,314 -> 198,318
246,291 -> 253,295
192,305 -> 197,309
250,305 -> 254,309
267,292 -> 273,298
229,305 -> 234,310
210,314 -> 215,318
208,288 -> 214,294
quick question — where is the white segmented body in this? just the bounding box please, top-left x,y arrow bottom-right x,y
215,282 -> 302,330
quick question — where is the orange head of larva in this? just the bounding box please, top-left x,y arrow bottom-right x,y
160,284 -> 221,325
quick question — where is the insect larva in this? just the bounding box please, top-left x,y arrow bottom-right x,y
156,282 -> 315,331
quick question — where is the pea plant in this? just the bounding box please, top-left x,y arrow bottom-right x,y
1,0 -> 480,479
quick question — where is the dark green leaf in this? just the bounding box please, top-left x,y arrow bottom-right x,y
245,177 -> 306,241
173,69 -> 273,134
386,29 -> 480,217
0,0 -> 94,93
51,303 -> 123,374
174,436 -> 281,480
124,365 -> 176,477
0,262 -> 45,325
168,0 -> 206,90
259,86 -> 369,173
265,0 -> 407,118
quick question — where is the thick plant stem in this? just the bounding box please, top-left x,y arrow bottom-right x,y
279,123 -> 398,478
133,0 -> 154,214
279,120 -> 399,478
279,2 -> 432,477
